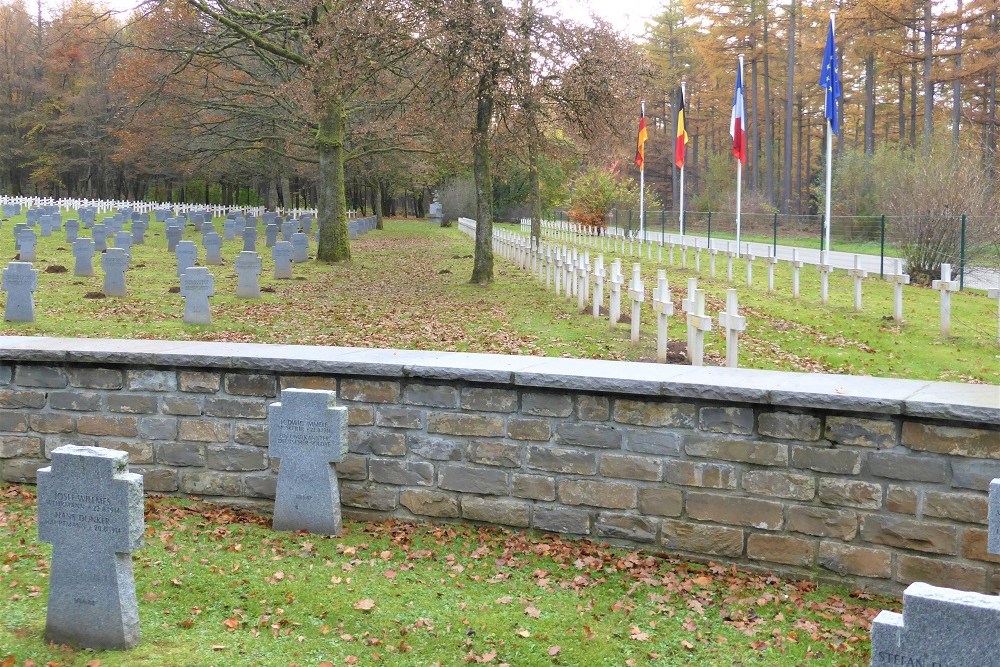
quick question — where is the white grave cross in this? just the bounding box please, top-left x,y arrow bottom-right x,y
931,263 -> 959,337
886,258 -> 910,323
652,269 -> 674,364
847,254 -> 868,312
717,289 -> 746,369
686,289 -> 713,366
627,263 -> 645,344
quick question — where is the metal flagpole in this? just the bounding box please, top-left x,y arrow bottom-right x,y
640,100 -> 646,240
823,11 -> 836,256
736,55 -> 744,256
679,81 -> 686,238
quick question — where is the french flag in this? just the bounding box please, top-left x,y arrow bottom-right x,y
730,62 -> 747,165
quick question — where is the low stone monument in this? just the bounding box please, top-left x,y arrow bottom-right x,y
37,445 -> 143,650
65,219 -> 79,243
179,267 -> 214,325
115,231 -> 133,260
290,232 -> 309,262
281,220 -> 295,241
132,219 -> 147,244
235,251 -> 262,299
175,240 -> 197,278
267,388 -> 348,534
203,232 -> 223,265
223,218 -> 235,241
17,228 -> 36,262
242,225 -> 258,252
265,223 -> 279,247
165,224 -> 182,252
272,241 -> 293,279
102,248 -> 128,297
92,223 -> 108,252
73,238 -> 96,277
2,261 -> 37,322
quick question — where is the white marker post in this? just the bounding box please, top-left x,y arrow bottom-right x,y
818,250 -> 834,305
592,255 -> 605,319
886,258 -> 910,323
687,289 -> 713,367
791,248 -> 803,298
931,263 -> 959,337
627,263 -> 645,344
848,254 -> 868,312
652,270 -> 674,363
609,259 -> 623,330
717,289 -> 746,369
682,277 -> 698,360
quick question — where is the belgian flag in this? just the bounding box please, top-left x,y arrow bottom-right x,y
675,87 -> 689,169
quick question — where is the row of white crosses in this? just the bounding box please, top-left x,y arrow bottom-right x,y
494,228 -> 753,367
531,220 -> 938,326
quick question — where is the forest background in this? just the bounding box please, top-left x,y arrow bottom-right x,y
0,0 -> 997,272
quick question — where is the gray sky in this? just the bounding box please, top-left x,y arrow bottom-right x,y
48,0 -> 654,37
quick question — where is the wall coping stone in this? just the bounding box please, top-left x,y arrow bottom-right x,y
0,337 -> 997,424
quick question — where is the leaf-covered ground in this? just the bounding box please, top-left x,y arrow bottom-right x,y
0,487 -> 893,666
0,217 -> 996,381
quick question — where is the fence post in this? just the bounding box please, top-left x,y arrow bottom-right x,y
879,214 -> 885,278
707,212 -> 712,247
960,213 -> 967,291
772,212 -> 778,255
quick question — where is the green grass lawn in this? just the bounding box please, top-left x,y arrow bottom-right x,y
0,487 -> 888,667
0,216 -> 996,382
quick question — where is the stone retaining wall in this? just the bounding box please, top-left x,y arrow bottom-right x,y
0,337 -> 998,594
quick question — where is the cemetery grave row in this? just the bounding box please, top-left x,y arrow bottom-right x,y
0,205 -> 378,325
457,219 -> 1000,374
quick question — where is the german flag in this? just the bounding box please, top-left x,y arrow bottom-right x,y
675,87 -> 689,169
635,106 -> 648,169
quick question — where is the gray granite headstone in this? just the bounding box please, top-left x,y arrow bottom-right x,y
223,218 -> 235,241
64,219 -> 79,243
37,444 -> 143,650
265,223 -> 279,247
102,247 -> 128,297
280,220 -> 295,242
179,266 -> 214,325
235,251 -> 262,298
175,240 -> 197,277
2,261 -> 37,322
165,224 -> 183,252
40,215 -> 54,237
267,388 -> 348,534
242,225 -> 257,252
131,219 -> 147,244
290,232 -> 309,262
988,479 -> 1000,555
870,582 -> 1000,666
92,223 -> 108,252
301,216 -> 312,235
115,231 -> 133,260
272,241 -> 293,279
13,223 -> 27,251
73,238 -> 95,277
203,232 -> 223,265
17,228 -> 36,261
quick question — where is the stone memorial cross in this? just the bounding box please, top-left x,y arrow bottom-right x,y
848,254 -> 868,312
627,263 -> 645,344
175,240 -> 198,278
101,248 -> 128,297
652,269 -> 674,364
686,288 -> 713,367
235,251 -> 262,299
2,261 -> 37,322
17,228 -> 36,262
36,445 -> 143,649
682,277 -> 698,360
887,258 -> 910,323
179,267 -> 214,325
818,250 -> 834,305
73,238 -> 95,277
717,289 -> 746,369
65,219 -> 79,243
203,232 -> 223,265
931,263 -> 959,337
272,241 -> 293,279
267,388 -> 348,534
592,254 -> 605,320
791,248 -> 804,298
608,259 -> 623,331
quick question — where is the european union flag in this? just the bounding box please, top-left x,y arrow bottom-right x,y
820,18 -> 841,135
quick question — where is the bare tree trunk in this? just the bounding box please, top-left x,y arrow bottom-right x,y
989,9 -> 998,178
782,0 -> 795,214
374,179 -> 384,230
796,93 -> 803,214
763,8 -> 774,204
315,85 -> 351,262
864,50 -> 876,154
898,69 -> 906,144
953,0 -> 963,148
910,28 -> 918,148
750,54 -> 759,190
471,68 -> 496,284
923,0 -> 934,146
